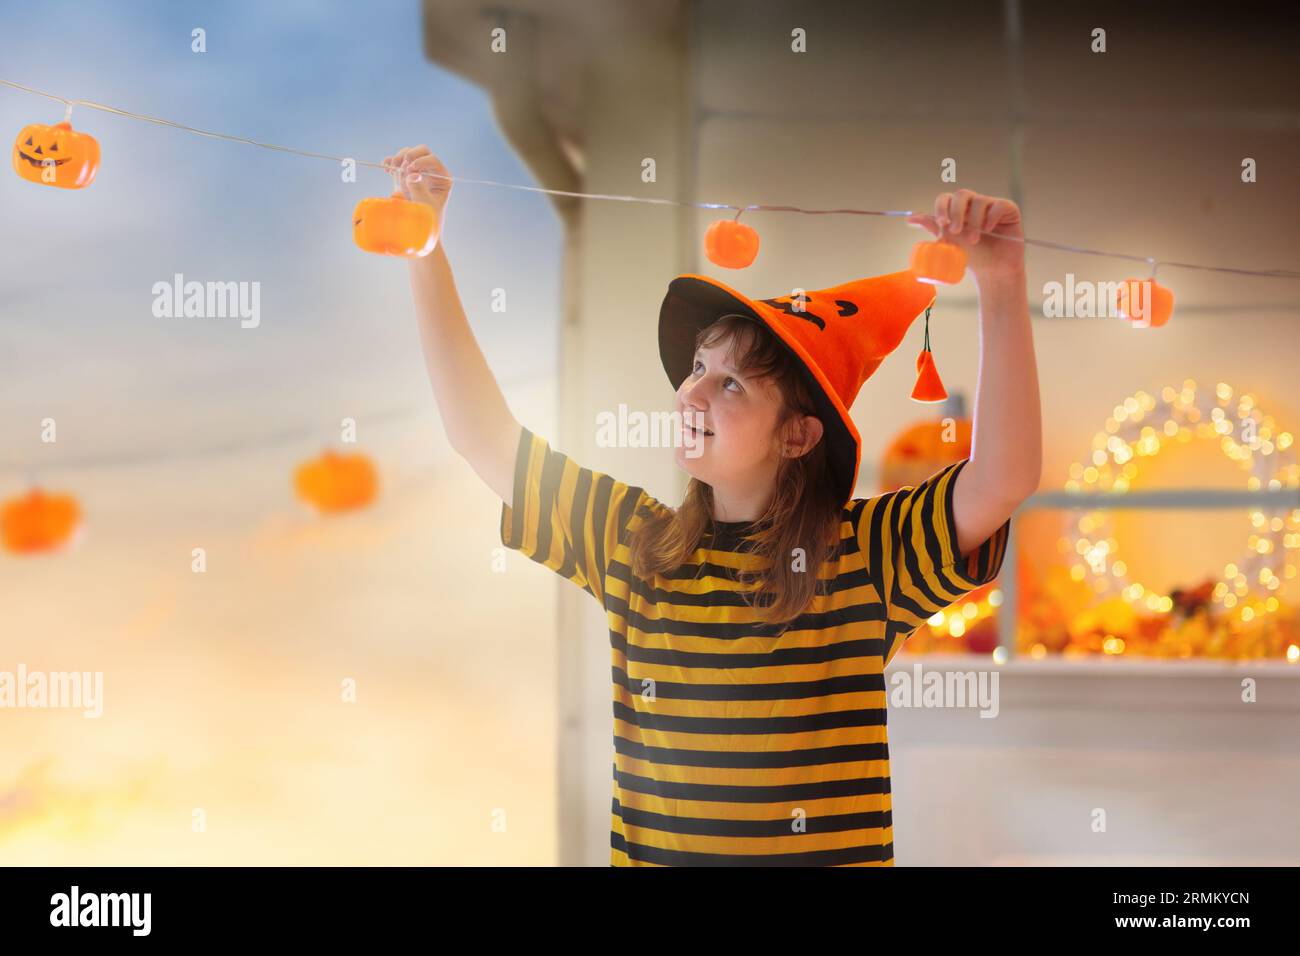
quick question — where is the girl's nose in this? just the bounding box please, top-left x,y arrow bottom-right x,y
680,380 -> 704,407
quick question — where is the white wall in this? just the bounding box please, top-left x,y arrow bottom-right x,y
886,656 -> 1300,865
556,0 -> 1300,864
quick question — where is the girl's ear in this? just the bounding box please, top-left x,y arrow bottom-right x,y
783,414 -> 824,457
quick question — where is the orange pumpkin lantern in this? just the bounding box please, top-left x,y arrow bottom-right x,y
2,489 -> 82,554
353,191 -> 437,257
12,120 -> 100,189
881,410 -> 973,492
704,218 -> 760,269
1116,277 -> 1174,328
294,451 -> 378,513
909,240 -> 966,285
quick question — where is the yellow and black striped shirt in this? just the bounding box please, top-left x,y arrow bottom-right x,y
500,425 -> 1010,866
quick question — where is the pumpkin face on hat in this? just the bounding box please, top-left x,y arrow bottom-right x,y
12,121 -> 100,189
659,270 -> 937,507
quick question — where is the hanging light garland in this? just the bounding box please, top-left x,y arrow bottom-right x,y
0,410 -> 425,554
7,77 -> 1299,283
5,77 -> 1300,558
1063,380 -> 1300,625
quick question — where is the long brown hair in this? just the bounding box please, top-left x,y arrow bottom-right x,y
629,314 -> 845,630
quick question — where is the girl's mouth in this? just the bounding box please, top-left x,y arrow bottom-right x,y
684,422 -> 714,440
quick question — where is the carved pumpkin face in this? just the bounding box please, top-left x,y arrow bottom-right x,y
294,451 -> 379,513
12,121 -> 100,189
352,192 -> 437,257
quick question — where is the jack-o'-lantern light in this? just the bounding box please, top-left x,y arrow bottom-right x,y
881,397 -> 973,492
12,115 -> 100,189
294,450 -> 378,513
909,239 -> 966,286
1117,277 -> 1175,328
704,215 -> 760,270
2,488 -> 83,554
352,191 -> 438,257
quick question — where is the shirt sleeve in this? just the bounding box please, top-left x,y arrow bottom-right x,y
499,424 -> 649,605
856,458 -> 1012,664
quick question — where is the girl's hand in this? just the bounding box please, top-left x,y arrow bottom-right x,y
382,145 -> 453,221
907,188 -> 1025,279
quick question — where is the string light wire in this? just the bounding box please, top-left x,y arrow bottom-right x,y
5,78 -> 1299,279
4,78 -> 1300,478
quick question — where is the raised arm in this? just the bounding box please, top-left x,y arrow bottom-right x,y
389,145 -> 522,508
907,189 -> 1043,558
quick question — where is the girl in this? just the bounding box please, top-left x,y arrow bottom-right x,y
388,144 -> 1043,866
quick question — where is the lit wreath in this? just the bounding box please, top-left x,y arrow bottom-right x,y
1063,380 -> 1300,624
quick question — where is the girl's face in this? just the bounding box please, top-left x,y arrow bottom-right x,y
674,338 -> 786,488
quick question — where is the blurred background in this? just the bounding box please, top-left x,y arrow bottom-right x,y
2,0 -> 1298,865
1,0 -> 564,865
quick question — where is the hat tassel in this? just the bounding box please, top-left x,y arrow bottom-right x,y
911,306 -> 948,403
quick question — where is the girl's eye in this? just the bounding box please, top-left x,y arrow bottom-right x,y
692,360 -> 742,392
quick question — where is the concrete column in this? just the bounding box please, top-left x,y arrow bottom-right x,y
559,22 -> 694,865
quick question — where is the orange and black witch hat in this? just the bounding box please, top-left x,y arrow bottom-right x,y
659,270 -> 943,507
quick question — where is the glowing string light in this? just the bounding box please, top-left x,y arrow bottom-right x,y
4,78 -> 1300,282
